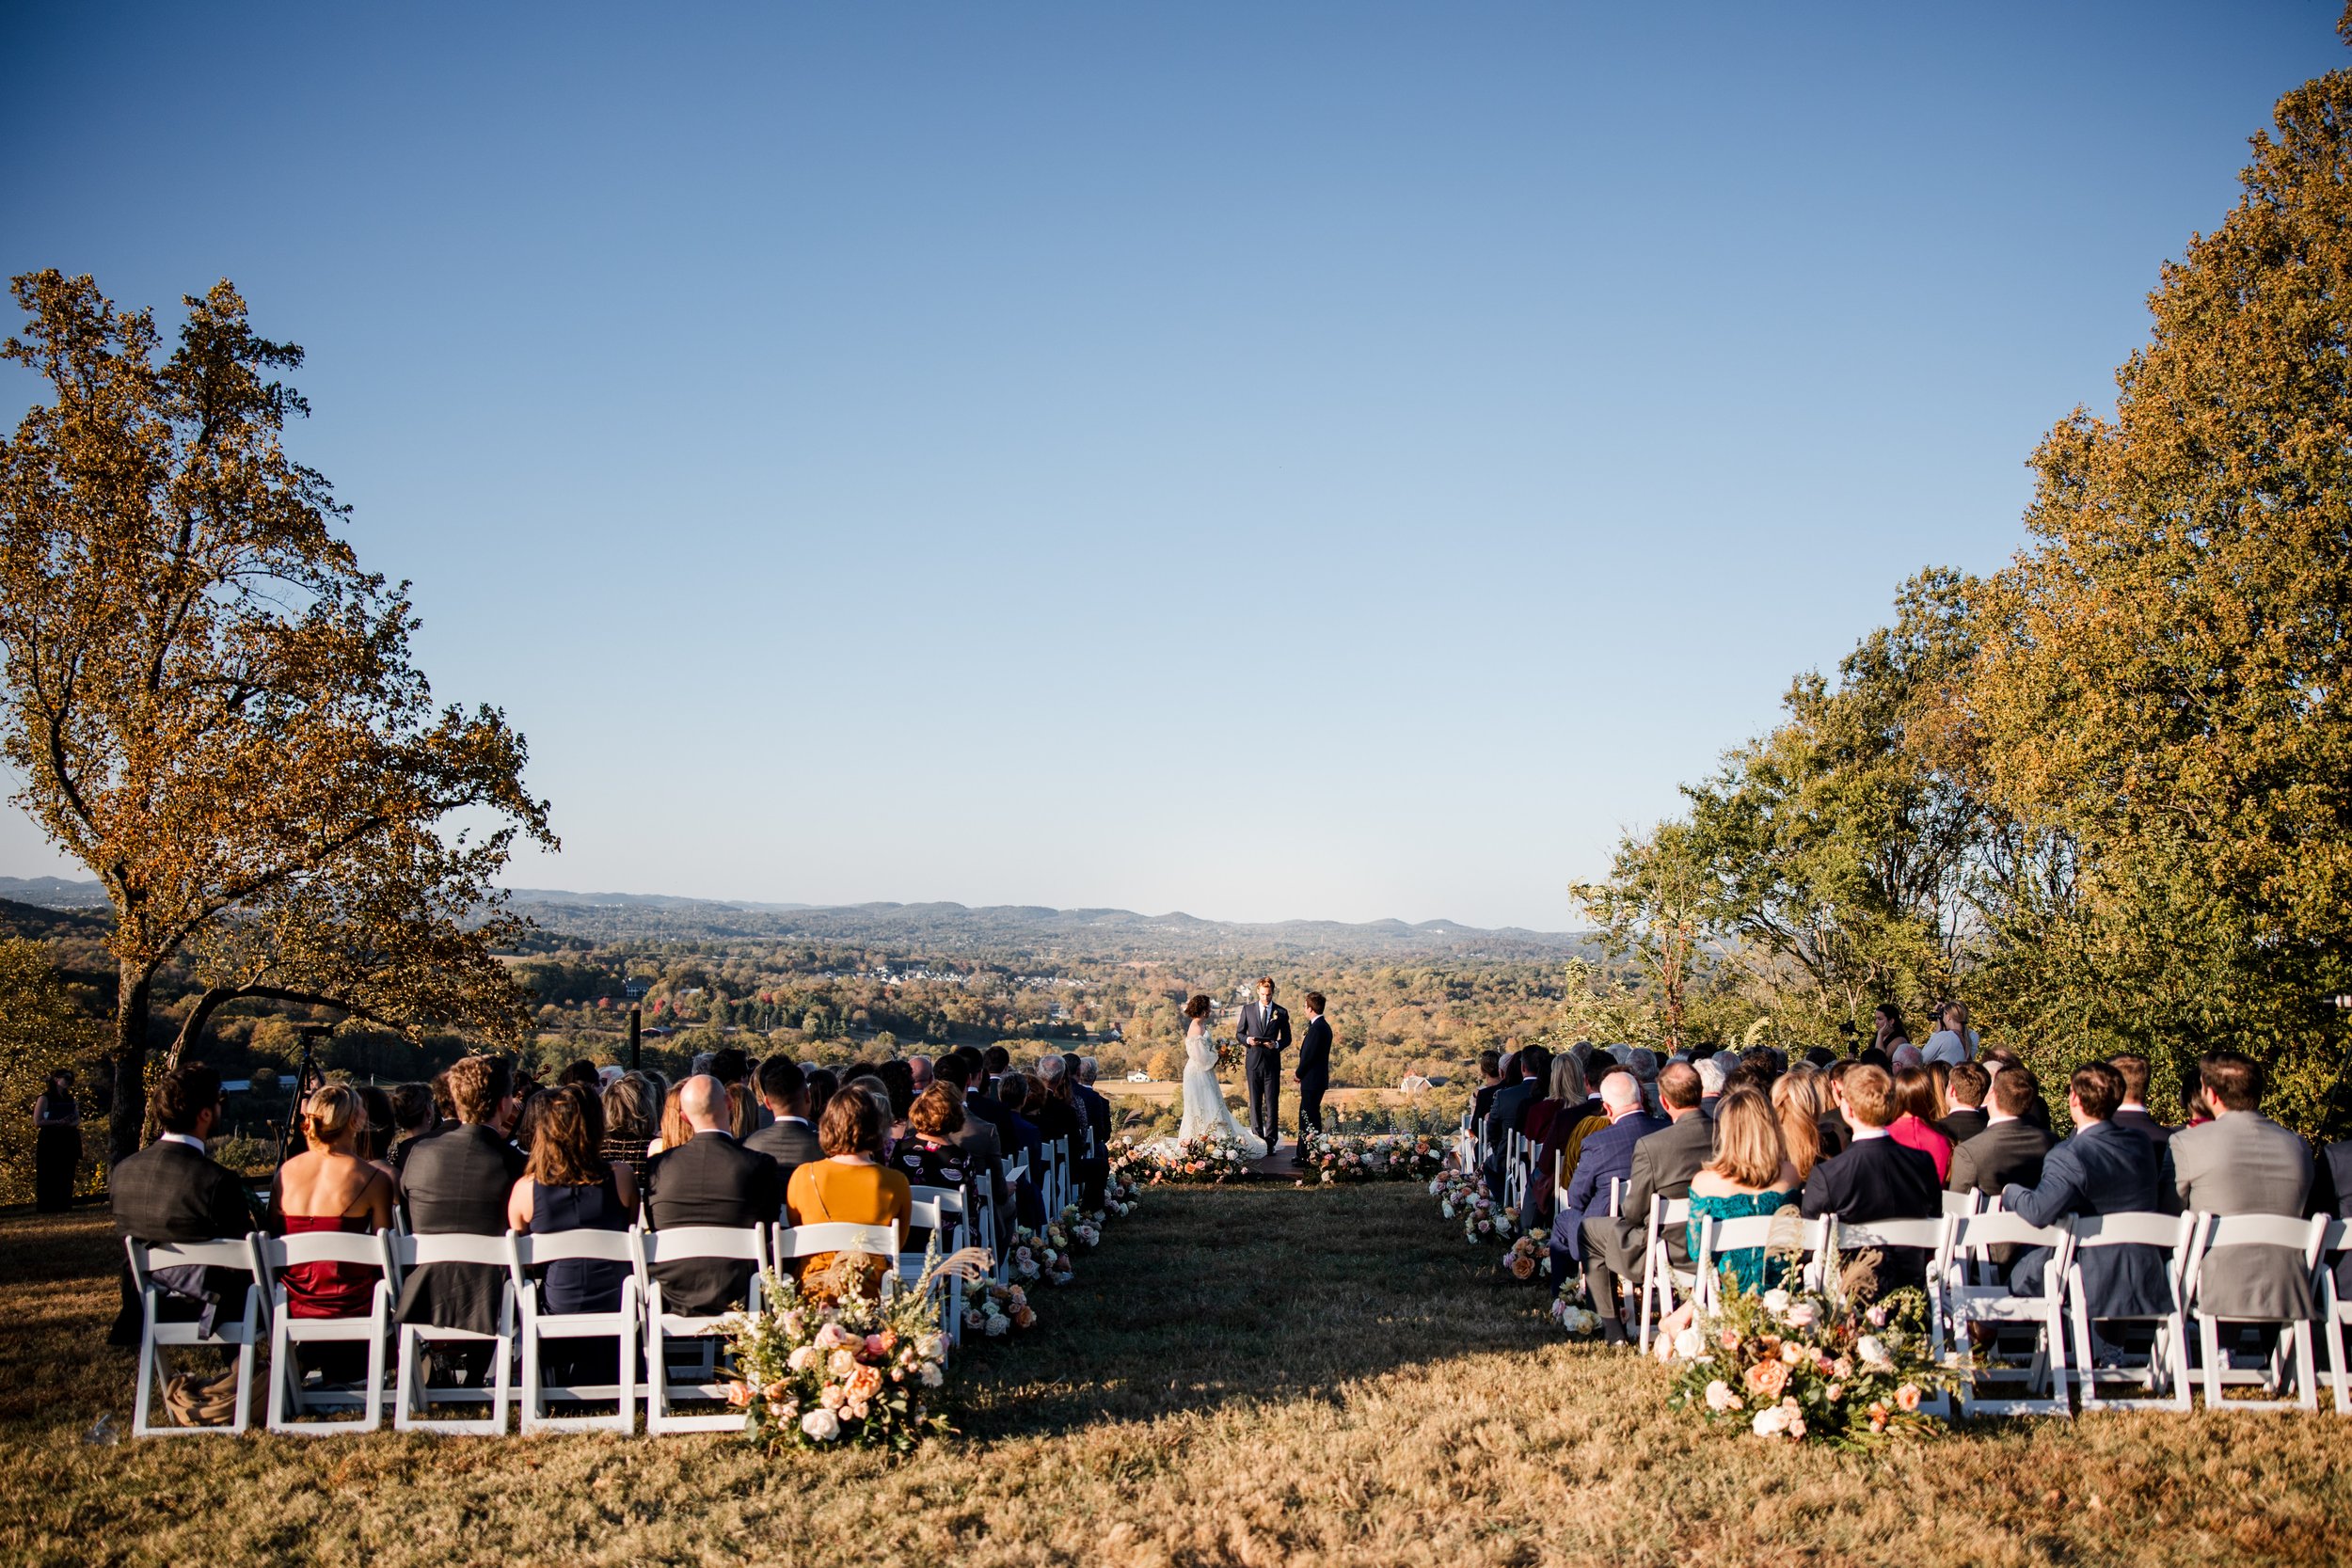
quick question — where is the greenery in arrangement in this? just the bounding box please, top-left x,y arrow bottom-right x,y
720,1260 -> 961,1454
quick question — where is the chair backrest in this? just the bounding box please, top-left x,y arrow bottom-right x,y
907,1199 -> 946,1233
253,1228 -> 393,1273
1940,1190 -> 1980,1219
1947,1210 -> 2066,1254
911,1185 -> 966,1218
1836,1217 -> 1948,1253
635,1226 -> 768,1266
511,1228 -> 639,1267
127,1236 -> 259,1291
2185,1212 -> 2328,1299
1696,1212 -> 1785,1259
2069,1211 -> 2194,1250
396,1231 -> 515,1269
774,1222 -> 899,1261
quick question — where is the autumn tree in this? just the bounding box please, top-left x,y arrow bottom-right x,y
1569,821 -> 1715,1051
0,272 -> 555,1163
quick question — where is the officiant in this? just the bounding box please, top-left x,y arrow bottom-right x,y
1240,977 -> 1290,1160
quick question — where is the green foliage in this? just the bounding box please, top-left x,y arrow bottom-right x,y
0,938 -> 104,1202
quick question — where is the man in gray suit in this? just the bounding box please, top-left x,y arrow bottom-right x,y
2167,1051 -> 2315,1322
1587,1061 -> 1714,1320
745,1057 -> 821,1193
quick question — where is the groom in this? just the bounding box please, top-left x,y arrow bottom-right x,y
1240,976 -> 1290,1159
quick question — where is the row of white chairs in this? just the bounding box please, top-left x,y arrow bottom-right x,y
124,1189 -> 970,1438
1626,1192 -> 2352,1416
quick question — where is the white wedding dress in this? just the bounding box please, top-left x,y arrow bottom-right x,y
1175,1020 -> 1265,1158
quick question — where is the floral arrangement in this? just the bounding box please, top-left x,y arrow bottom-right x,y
963,1280 -> 1036,1338
1102,1175 -> 1141,1217
1504,1232 -> 1545,1281
1303,1132 -> 1447,1183
1059,1204 -> 1104,1250
1135,1132 -> 1258,1185
1659,1259 -> 1953,1447
720,1255 -> 961,1453
1007,1223 -> 1076,1286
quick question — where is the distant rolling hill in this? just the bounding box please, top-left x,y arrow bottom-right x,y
0,876 -> 1594,963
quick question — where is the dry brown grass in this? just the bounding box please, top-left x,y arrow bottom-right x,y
0,1188 -> 2343,1567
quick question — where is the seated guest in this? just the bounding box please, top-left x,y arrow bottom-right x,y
396,1055 -> 526,1347
598,1072 -> 658,1175
892,1084 -> 975,1192
356,1085 -> 399,1176
386,1081 -> 439,1180
1941,1063 -> 1991,1145
1483,1047 -> 1547,1190
1030,1055 -> 1086,1155
1525,1054 -> 1599,1227
1692,1053 -> 1727,1121
1470,1049 -> 1505,1131
641,1075 -> 782,1314
2003,1063 -> 2170,1322
1816,1059 -> 1855,1161
1979,1047 -> 2053,1131
507,1085 -> 636,1383
1072,1056 -> 1113,1207
511,1088 -> 553,1156
785,1086 -> 913,1303
109,1064 -> 264,1347
909,1054 -> 936,1095
644,1080 -> 691,1157
1685,1087 -> 1802,1293
1582,1062 -> 1713,1336
2167,1051 -> 2315,1324
1947,1063 -> 2057,1270
875,1059 -> 917,1144
1800,1064 -> 1940,1296
933,1053 -> 1012,1237
2108,1053 -> 2174,1150
1770,1068 -> 1825,1180
707,1048 -> 750,1090
1888,1066 -> 1954,1183
804,1067 -> 838,1128
993,1070 -> 1048,1227
2317,1133 -> 2352,1308
724,1081 -> 758,1142
275,1085 -> 395,1379
1551,1069 -> 1667,1345
745,1056 -> 821,1189
556,1057 -> 602,1092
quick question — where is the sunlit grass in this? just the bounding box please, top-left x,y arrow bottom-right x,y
0,1188 -> 2343,1566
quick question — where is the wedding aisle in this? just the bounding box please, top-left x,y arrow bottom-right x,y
3,1197 -> 2346,1566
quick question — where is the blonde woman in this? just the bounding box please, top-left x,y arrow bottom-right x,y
1656,1087 -> 1800,1347
1771,1066 -> 1826,1180
273,1084 -> 395,1378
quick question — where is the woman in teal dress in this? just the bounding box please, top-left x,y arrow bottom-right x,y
1655,1088 -> 1803,1351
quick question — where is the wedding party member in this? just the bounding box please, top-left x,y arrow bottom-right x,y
1799,1064 -> 1940,1295
397,1055 -> 526,1346
1769,1068 -> 1825,1180
1553,1069 -> 1667,1344
785,1087 -> 911,1304
1584,1063 -> 1713,1333
108,1065 -> 265,1347
2107,1053 -> 2175,1150
745,1057 -> 820,1187
507,1085 -> 636,1383
32,1069 -> 81,1212
1887,1067 -> 1954,1183
2002,1063 -> 2171,1321
1239,977 -> 1291,1160
1941,1063 -> 1991,1145
642,1075 -> 782,1314
2166,1051 -> 2316,1323
1293,992 -> 1333,1163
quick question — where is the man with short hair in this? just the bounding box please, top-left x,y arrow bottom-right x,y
1585,1061 -> 1714,1341
1951,1066 -> 2057,1199
2106,1053 -> 2173,1150
1484,1044 -> 1550,1190
933,1053 -> 1012,1235
1801,1064 -> 1942,1293
642,1075 -> 783,1314
1553,1069 -> 1668,1345
1693,1053 -> 1727,1119
1239,977 -> 1291,1161
1816,1059 -> 1856,1160
744,1056 -> 819,1186
2002,1063 -> 2170,1321
908,1054 -> 934,1095
1941,1062 -> 1991,1145
396,1054 -> 528,1354
1064,1052 -> 1112,1203
981,1045 -> 1011,1079
108,1064 -> 262,1346
1292,991 -> 1333,1163
1471,1049 -> 1506,1131
2166,1051 -> 2315,1323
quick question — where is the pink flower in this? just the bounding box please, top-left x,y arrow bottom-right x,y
1895,1383 -> 1922,1413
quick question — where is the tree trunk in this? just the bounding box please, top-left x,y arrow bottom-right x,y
109,962 -> 154,1167
162,987 -> 235,1075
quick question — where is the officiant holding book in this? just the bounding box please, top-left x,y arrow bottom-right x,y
1240,977 -> 1290,1161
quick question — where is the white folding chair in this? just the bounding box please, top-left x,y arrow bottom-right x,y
1939,1212 -> 2072,1418
2185,1212 -> 2327,1413
390,1233 -> 515,1433
2064,1212 -> 2194,1413
907,1188 -> 969,1349
638,1225 -> 770,1434
253,1228 -> 395,1434
1940,1190 -> 1981,1220
1689,1210 -> 1820,1314
125,1237 -> 266,1438
509,1230 -> 641,1433
972,1170 -> 1005,1284
1636,1196 -> 1692,1355
2319,1219 -> 2352,1415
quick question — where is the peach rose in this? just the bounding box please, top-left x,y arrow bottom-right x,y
1743,1359 -> 1790,1400
1896,1383 -> 1922,1413
846,1364 -> 884,1403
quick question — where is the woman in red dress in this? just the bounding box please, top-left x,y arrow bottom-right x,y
273,1084 -> 396,1379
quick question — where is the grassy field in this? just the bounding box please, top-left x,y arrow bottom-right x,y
0,1188 -> 2344,1567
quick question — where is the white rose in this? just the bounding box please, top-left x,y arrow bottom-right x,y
1672,1326 -> 1708,1362
1705,1379 -> 1742,1413
787,1345 -> 817,1372
1856,1335 -> 1891,1369
800,1409 -> 841,1442
1751,1403 -> 1789,1437
1761,1288 -> 1792,1317
919,1362 -> 945,1387
1782,1302 -> 1819,1329
985,1313 -> 1009,1338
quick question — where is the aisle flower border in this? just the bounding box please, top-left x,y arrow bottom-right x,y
1301,1132 -> 1447,1184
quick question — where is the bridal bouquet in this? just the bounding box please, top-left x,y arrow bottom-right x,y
1659,1262 -> 1953,1448
721,1260 -> 956,1453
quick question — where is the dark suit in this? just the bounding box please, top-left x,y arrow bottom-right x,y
2318,1139 -> 2352,1301
1939,1107 -> 1988,1145
946,1106 -> 1012,1234
642,1131 -> 782,1315
108,1137 -> 262,1345
2111,1106 -> 2173,1152
1294,1015 -> 1333,1150
1816,1108 -> 1851,1162
1801,1133 -> 1942,1295
1607,1113 -> 1716,1268
2004,1119 -> 2171,1321
395,1122 -> 525,1337
744,1116 -> 821,1193
1483,1078 -> 1541,1191
1947,1117 -> 2055,1196
1072,1081 -> 1113,1204
1550,1110 -> 1667,1293
1240,1000 -> 1290,1151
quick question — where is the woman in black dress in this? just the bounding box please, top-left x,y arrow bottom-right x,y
33,1069 -> 80,1212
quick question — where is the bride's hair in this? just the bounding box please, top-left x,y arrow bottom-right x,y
1183,994 -> 1211,1021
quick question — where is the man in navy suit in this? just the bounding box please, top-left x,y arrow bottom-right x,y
1291,992 -> 1333,1164
1553,1068 -> 1667,1345
1801,1063 -> 1942,1295
2003,1061 -> 2171,1322
1239,977 -> 1290,1159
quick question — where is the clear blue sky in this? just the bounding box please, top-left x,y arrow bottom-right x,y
1,4 -> 2342,930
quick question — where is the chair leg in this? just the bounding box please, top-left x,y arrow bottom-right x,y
2294,1322 -> 2318,1413
2332,1313 -> 2352,1416
2201,1315 -> 2223,1408
364,1320 -> 387,1432
230,1336 -> 256,1435
2043,1301 -> 2071,1417
133,1316 -> 158,1437
268,1314 -> 293,1432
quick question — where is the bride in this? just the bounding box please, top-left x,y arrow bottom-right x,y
1170,992 -> 1265,1158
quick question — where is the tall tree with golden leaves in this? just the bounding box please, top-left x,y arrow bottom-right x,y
0,272 -> 556,1163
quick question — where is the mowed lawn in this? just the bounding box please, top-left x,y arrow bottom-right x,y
0,1186 -> 2344,1568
